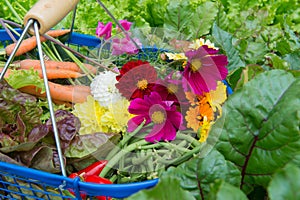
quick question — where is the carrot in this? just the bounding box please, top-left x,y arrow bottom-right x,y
32,69 -> 84,79
17,59 -> 97,74
0,67 -> 12,78
5,29 -> 70,57
19,82 -> 91,104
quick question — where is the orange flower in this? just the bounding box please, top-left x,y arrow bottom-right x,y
185,106 -> 201,132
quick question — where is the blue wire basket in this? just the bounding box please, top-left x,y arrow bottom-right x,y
0,28 -> 233,200
0,28 -> 160,200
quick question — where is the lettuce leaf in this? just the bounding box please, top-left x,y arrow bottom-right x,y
5,68 -> 45,92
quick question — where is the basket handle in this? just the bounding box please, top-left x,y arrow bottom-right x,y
23,0 -> 80,35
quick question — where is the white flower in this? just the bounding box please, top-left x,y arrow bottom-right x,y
90,70 -> 122,107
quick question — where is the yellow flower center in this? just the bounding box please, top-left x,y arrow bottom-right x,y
137,79 -> 148,90
191,59 -> 202,72
167,83 -> 178,94
151,111 -> 165,124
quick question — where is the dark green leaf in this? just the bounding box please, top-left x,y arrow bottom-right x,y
212,23 -> 245,72
160,150 -> 241,200
209,70 -> 300,192
208,179 -> 248,200
268,164 -> 300,200
127,176 -> 196,200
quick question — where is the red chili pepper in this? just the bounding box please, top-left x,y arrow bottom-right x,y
84,175 -> 112,200
77,160 -> 108,178
68,160 -> 110,199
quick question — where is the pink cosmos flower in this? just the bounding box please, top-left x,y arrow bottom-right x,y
127,92 -> 183,143
96,22 -> 112,40
112,37 -> 142,56
117,20 -> 132,31
182,45 -> 228,95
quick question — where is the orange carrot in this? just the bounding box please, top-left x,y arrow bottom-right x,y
5,29 -> 70,56
31,69 -> 84,79
0,68 -> 12,78
19,82 -> 91,103
17,59 -> 97,74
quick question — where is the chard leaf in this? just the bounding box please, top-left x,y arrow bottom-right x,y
208,180 -> 248,200
189,2 -> 218,38
283,50 -> 300,70
209,70 -> 300,193
128,176 -> 196,200
268,164 -> 300,200
147,149 -> 241,200
163,0 -> 193,39
211,23 -> 245,72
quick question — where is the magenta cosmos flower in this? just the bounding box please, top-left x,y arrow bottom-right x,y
182,45 -> 228,95
127,92 -> 183,143
153,71 -> 186,104
96,22 -> 112,40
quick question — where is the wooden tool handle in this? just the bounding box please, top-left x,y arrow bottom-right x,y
24,0 -> 79,35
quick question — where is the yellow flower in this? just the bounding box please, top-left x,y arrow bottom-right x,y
101,98 -> 132,133
72,95 -> 108,135
189,38 -> 219,50
205,81 -> 227,113
198,116 -> 213,143
165,52 -> 187,61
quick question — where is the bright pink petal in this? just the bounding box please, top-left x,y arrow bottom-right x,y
118,20 -> 132,31
161,120 -> 177,141
128,98 -> 150,114
96,22 -> 112,40
167,110 -> 183,130
144,123 -> 165,143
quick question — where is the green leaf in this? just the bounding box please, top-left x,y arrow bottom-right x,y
209,70 -> 300,192
264,53 -> 289,70
268,164 -> 300,200
189,2 -> 218,38
6,68 -> 45,91
208,180 -> 248,200
283,50 -> 300,70
211,23 -> 245,72
127,176 -> 196,200
64,133 -> 115,158
160,150 -> 241,200
243,41 -> 269,64
163,0 -> 193,39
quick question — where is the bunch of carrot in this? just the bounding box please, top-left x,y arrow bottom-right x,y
1,29 -> 99,105
4,29 -> 71,57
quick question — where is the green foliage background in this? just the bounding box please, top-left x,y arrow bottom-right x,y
1,0 -> 300,199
